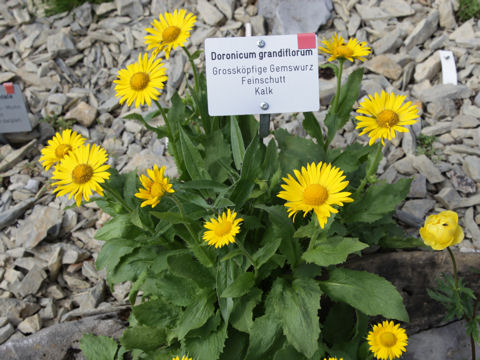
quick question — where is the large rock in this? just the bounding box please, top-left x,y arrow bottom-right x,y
405,10 -> 439,49
365,55 -> 403,80
258,0 -> 332,34
418,84 -> 472,103
64,101 -> 97,128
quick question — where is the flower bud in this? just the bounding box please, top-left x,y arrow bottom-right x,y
419,211 -> 464,250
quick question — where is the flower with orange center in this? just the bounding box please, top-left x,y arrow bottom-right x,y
39,129 -> 86,171
277,162 -> 353,228
114,53 -> 167,108
145,9 -> 196,59
134,165 -> 174,208
172,356 -> 192,360
420,210 -> 464,250
367,321 -> 408,360
51,144 -> 110,206
203,209 -> 243,248
318,32 -> 370,62
355,91 -> 419,146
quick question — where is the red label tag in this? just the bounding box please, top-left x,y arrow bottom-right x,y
3,82 -> 14,94
297,33 -> 316,49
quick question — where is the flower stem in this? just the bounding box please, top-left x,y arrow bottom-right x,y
447,247 -> 459,290
353,143 -> 382,198
182,46 -> 200,93
103,182 -> 134,213
333,58 -> 344,113
154,99 -> 180,165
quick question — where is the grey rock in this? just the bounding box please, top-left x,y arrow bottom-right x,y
453,114 -> 479,128
405,10 -> 439,50
115,0 -> 143,18
402,131 -> 416,155
463,156 -> 480,182
379,166 -> 397,184
355,4 -> 390,20
124,120 -> 143,134
438,0 -> 456,29
413,155 -> 444,184
0,299 -> 39,326
394,156 -> 417,175
462,104 -> 480,118
0,318 -> 7,327
446,167 -> 477,194
434,187 -> 462,209
48,246 -> 62,280
215,0 -> 236,19
64,101 -> 97,128
12,8 -> 31,25
402,199 -> 436,219
63,274 -> 90,290
250,15 -> 266,36
14,205 -> 62,249
24,179 -> 39,193
449,20 -> 475,46
14,265 -> 47,298
474,91 -> 480,107
421,122 -> 451,136
428,34 -> 448,51
0,314 -> 125,359
197,0 -> 225,26
419,84 -> 472,103
347,13 -> 361,36
456,193 -> 480,208
404,321 -> 480,360
39,299 -> 56,321
167,52 -> 186,98
380,0 -> 414,17
45,284 -> 66,300
0,139 -> 37,173
122,149 -> 178,177
446,144 -> 480,157
0,198 -> 35,231
408,174 -> 427,198
73,2 -> 92,28
465,207 -> 480,240
73,280 -> 106,310
365,55 -> 402,80
0,324 -> 14,345
47,31 -> 76,58
95,2 -> 117,16
17,314 -> 42,334
414,51 -> 441,83
14,257 -> 47,271
372,28 -> 403,55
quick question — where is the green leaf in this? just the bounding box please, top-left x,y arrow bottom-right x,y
230,288 -> 262,333
216,259 -> 239,324
273,278 -> 322,358
120,326 -> 166,352
237,114 -> 259,146
321,268 -> 409,322
275,128 -> 324,171
245,313 -> 281,360
344,179 -> 412,223
178,126 -> 210,180
303,112 -> 325,150
221,272 -> 255,298
186,321 -> 228,360
109,247 -> 157,284
80,334 -> 118,360
123,170 -> 139,208
231,116 -> 246,170
253,227 -> 282,269
132,298 -> 180,328
330,142 -> 371,174
96,238 -> 140,277
302,237 -> 368,267
323,302 -> 356,345
142,273 -> 198,307
128,268 -> 148,304
95,214 -> 137,241
150,211 -> 191,224
219,329 -> 249,360
176,180 -> 228,192
167,253 -> 215,288
173,291 -> 215,339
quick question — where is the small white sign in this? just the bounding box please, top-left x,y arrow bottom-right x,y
205,34 -> 319,116
0,83 -> 31,134
439,50 -> 458,86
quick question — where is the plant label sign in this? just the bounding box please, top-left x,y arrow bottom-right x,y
0,83 -> 31,133
205,34 -> 319,116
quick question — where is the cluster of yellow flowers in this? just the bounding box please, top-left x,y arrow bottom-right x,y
114,9 -> 196,108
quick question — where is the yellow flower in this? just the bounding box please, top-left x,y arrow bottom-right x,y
114,53 -> 167,108
172,356 -> 192,360
277,162 -> 353,229
134,165 -> 174,208
318,32 -> 370,62
323,358 -> 343,360
39,129 -> 85,171
145,9 -> 196,59
367,321 -> 408,360
355,91 -> 419,146
420,210 -> 464,250
51,144 -> 110,206
203,209 -> 243,248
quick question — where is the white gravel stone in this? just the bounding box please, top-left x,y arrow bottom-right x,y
197,0 -> 225,26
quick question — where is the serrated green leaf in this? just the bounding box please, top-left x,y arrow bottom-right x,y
128,269 -> 148,304
167,253 -> 215,288
173,291 -> 215,339
253,227 -> 282,269
221,272 -> 255,298
302,237 -> 368,267
80,334 -> 118,360
230,288 -> 262,333
96,238 -> 140,278
219,329 -> 249,360
95,214 -> 137,241
231,116 -> 246,170
120,326 -> 166,352
330,142 -> 371,173
321,268 -> 409,322
245,313 -> 281,360
109,247 -> 156,284
150,211 -> 191,224
303,112 -> 325,150
132,298 -> 180,328
275,128 -> 324,171
178,126 -> 210,181
176,180 -> 228,192
186,321 -> 228,360
145,273 -> 199,306
216,259 -> 239,324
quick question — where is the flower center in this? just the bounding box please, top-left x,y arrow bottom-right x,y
55,144 -> 72,159
214,221 -> 232,237
130,72 -> 150,91
150,182 -> 166,198
303,184 -> 328,206
377,110 -> 399,128
162,26 -> 181,43
336,45 -> 353,58
379,332 -> 397,347
72,164 -> 93,184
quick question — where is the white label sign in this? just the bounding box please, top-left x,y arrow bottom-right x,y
0,83 -> 31,133
205,34 -> 319,116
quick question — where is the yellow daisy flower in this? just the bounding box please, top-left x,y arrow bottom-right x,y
323,358 -> 343,360
277,162 -> 353,229
318,32 -> 370,62
172,356 -> 192,360
39,129 -> 85,171
355,91 -> 419,146
203,209 -> 243,248
367,321 -> 408,360
114,53 -> 167,108
134,165 -> 174,208
145,9 -> 196,59
51,144 -> 110,207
